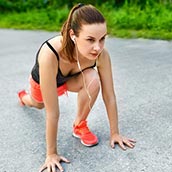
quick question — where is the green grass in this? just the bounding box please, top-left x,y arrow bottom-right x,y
0,8 -> 68,31
0,4 -> 172,40
101,3 -> 172,40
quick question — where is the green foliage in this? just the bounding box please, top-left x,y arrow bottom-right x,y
100,1 -> 172,39
0,6 -> 68,31
1,0 -> 172,13
0,0 -> 49,12
0,0 -> 115,12
0,0 -> 172,39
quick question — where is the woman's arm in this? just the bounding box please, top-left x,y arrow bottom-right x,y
39,43 -> 59,155
97,49 -> 136,149
38,44 -> 69,172
97,49 -> 119,135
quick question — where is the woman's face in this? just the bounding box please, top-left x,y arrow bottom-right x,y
75,23 -> 107,60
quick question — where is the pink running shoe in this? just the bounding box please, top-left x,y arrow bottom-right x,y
73,120 -> 98,147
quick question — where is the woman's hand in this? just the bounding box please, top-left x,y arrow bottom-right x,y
39,154 -> 70,172
110,133 -> 136,150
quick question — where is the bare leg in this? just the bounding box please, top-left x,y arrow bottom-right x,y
21,94 -> 44,109
67,69 -> 100,126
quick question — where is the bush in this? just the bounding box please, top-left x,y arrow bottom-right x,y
0,0 -> 115,12
0,0 -> 172,39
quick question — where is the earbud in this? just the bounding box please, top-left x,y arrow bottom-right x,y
72,36 -> 76,43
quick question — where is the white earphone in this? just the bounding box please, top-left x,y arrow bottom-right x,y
72,36 -> 76,43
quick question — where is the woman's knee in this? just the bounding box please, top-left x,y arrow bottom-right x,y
35,103 -> 44,109
66,68 -> 100,93
83,69 -> 100,93
30,97 -> 44,109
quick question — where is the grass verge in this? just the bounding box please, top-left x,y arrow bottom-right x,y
0,4 -> 172,40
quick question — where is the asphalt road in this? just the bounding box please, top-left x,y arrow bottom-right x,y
0,29 -> 172,172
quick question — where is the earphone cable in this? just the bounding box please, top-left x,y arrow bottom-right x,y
75,44 -> 92,110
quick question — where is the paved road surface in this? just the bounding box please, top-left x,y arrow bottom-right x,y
0,29 -> 172,172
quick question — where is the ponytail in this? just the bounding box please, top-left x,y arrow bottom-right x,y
60,4 -> 84,62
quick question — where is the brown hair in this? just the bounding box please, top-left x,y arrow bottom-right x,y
59,4 -> 106,62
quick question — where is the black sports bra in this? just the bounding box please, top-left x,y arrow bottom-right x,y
31,40 -> 96,87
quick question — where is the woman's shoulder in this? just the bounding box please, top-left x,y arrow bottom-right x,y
38,36 -> 62,63
101,48 -> 109,56
96,48 -> 111,68
99,48 -> 110,61
39,35 -> 62,58
47,35 -> 62,52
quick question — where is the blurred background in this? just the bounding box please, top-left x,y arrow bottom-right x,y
0,0 -> 172,39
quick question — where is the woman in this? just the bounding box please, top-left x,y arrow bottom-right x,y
18,4 -> 136,172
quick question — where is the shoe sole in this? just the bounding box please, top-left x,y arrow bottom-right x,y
72,132 -> 98,147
